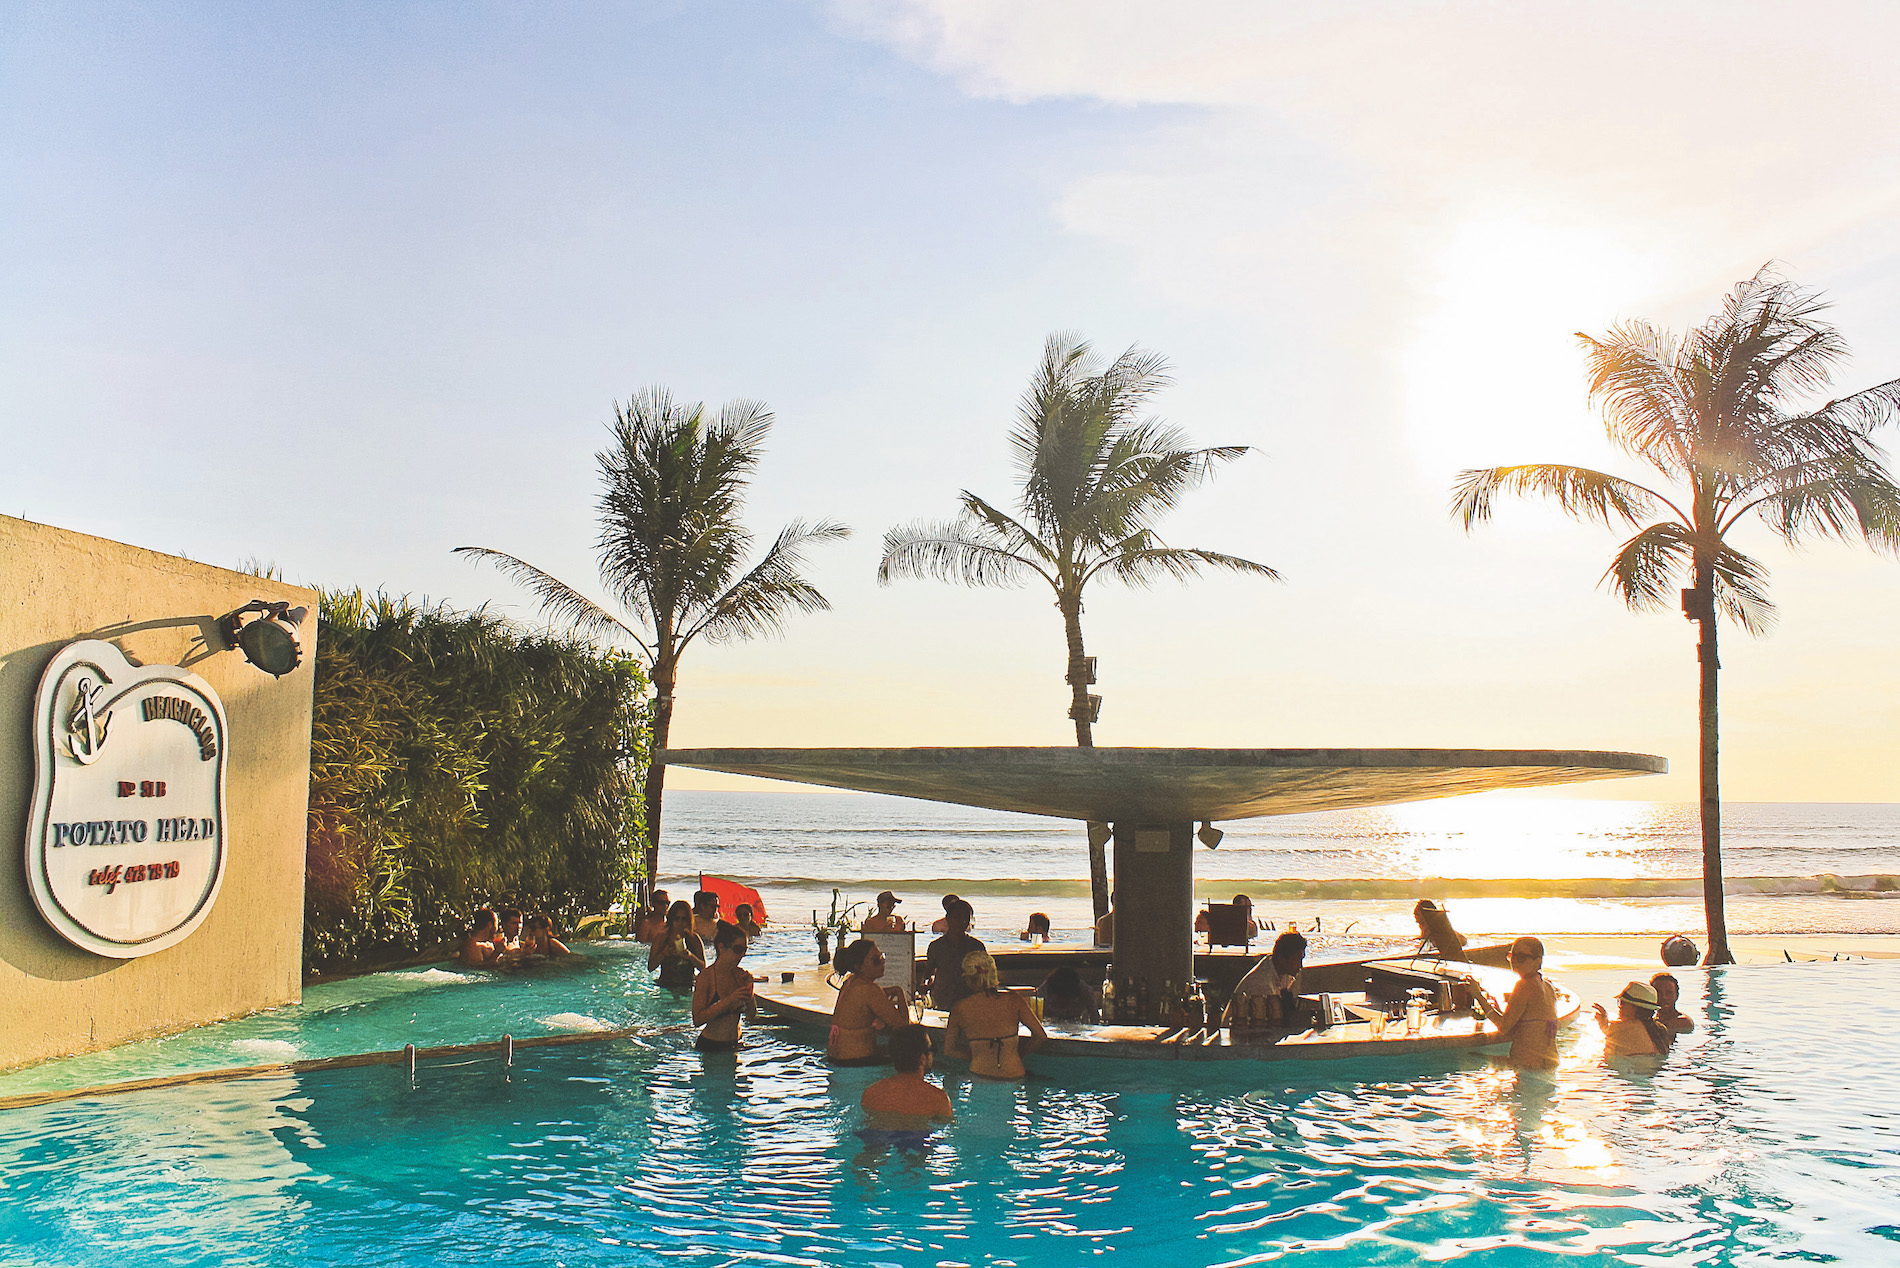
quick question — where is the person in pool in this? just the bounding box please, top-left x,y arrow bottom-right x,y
649,901 -> 706,990
862,891 -> 905,933
691,891 -> 721,943
497,907 -> 525,955
692,924 -> 756,1052
523,913 -> 570,957
1479,935 -> 1560,1068
636,890 -> 671,944
1650,972 -> 1695,1039
734,903 -> 764,938
861,1026 -> 953,1121
945,950 -> 1047,1080
1595,980 -> 1671,1057
459,908 -> 502,967
1018,912 -> 1052,943
829,938 -> 908,1065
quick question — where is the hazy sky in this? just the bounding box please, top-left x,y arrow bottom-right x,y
4,2 -> 1897,803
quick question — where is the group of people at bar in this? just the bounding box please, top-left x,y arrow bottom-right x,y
648,883 -> 1700,1117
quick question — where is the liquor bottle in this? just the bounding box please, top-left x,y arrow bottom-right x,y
1101,973 -> 1116,1023
1136,977 -> 1150,1025
1186,983 -> 1206,1031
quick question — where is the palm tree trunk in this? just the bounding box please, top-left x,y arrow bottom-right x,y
1694,564 -> 1734,965
643,660 -> 676,898
1060,595 -> 1111,919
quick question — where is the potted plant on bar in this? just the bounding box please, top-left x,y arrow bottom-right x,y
810,888 -> 865,964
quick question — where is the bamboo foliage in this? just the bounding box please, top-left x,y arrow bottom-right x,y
305,589 -> 649,970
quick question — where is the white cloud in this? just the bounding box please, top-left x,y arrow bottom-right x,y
833,0 -> 1900,476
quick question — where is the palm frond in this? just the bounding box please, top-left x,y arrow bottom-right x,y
1579,323 -> 1694,474
878,516 -> 1051,589
957,493 -> 1059,567
1797,376 -> 1900,436
1096,540 -> 1282,588
1711,544 -> 1775,635
453,546 -> 648,655
689,518 -> 852,646
1757,457 -> 1900,551
1599,522 -> 1692,612
1451,465 -> 1678,530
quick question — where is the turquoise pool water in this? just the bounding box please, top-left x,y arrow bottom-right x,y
2,948 -> 1897,1266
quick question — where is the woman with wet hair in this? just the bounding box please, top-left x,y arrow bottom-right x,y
693,923 -> 756,1052
945,950 -> 1046,1080
828,938 -> 907,1065
648,900 -> 705,990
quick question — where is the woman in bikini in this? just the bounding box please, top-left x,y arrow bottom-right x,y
692,924 -> 756,1052
828,938 -> 908,1065
945,950 -> 1046,1080
1480,935 -> 1559,1069
648,900 -> 705,990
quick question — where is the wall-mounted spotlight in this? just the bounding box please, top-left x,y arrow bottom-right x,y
1197,821 -> 1224,849
1086,821 -> 1113,850
217,600 -> 308,677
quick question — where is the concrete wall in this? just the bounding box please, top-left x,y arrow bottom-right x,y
0,516 -> 316,1070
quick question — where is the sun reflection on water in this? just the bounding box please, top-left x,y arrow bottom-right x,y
1368,799 -> 1675,879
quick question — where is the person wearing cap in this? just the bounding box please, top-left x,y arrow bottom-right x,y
863,891 -> 905,933
1476,935 -> 1560,1068
1594,981 -> 1671,1057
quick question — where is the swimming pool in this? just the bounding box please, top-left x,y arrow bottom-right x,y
2,947 -> 1896,1266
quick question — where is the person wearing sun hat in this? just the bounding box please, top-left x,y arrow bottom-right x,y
1594,980 -> 1671,1057
862,890 -> 905,933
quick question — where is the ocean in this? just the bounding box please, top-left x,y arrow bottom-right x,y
658,793 -> 1900,945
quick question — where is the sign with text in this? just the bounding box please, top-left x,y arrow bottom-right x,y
25,640 -> 229,958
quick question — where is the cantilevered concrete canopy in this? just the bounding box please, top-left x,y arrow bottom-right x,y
661,747 -> 1666,822
666,746 -> 1666,998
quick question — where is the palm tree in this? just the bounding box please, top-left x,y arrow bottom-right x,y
1452,268 -> 1900,964
458,389 -> 849,887
880,332 -> 1280,918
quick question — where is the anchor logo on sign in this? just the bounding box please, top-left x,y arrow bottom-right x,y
66,676 -> 112,764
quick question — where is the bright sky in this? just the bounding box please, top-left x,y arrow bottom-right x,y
4,2 -> 1897,803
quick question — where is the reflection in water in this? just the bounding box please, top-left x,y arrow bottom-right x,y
2,962 -> 1898,1266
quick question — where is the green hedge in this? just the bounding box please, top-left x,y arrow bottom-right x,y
305,590 -> 649,972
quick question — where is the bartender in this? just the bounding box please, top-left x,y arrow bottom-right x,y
1222,929 -> 1309,1029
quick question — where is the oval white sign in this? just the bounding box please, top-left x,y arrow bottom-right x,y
24,640 -> 229,958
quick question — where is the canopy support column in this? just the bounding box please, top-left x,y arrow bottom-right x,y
1109,820 -> 1195,997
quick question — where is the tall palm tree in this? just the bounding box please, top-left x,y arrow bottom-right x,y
458,388 -> 849,887
880,332 -> 1280,918
1452,268 -> 1900,964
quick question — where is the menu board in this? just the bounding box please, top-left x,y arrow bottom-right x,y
865,931 -> 916,995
